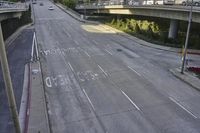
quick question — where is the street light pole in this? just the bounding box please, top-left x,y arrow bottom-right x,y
0,23 -> 21,133
84,0 -> 86,19
181,0 -> 193,74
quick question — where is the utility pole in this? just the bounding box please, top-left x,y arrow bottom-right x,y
0,23 -> 21,133
181,0 -> 193,74
84,0 -> 86,19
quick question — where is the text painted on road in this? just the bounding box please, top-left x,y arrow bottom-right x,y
40,47 -> 83,56
77,71 -> 100,82
45,74 -> 71,88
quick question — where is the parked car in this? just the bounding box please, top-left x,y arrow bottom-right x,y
181,0 -> 200,6
155,0 -> 164,4
155,0 -> 175,5
163,0 -> 175,5
142,0 -> 154,5
40,2 -> 44,6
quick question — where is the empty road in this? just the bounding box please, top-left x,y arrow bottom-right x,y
34,0 -> 200,132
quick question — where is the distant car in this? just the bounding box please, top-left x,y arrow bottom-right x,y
48,6 -> 54,10
128,0 -> 140,5
103,1 -> 109,5
40,2 -> 44,6
155,0 -> 164,4
163,0 -> 175,5
32,0 -> 37,4
142,0 -> 154,5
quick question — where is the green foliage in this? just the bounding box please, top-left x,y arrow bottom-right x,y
55,0 -> 76,9
105,17 -> 200,49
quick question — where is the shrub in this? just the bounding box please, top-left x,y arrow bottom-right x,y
63,0 -> 76,9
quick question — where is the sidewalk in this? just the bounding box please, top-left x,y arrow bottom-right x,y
170,68 -> 200,91
28,61 -> 50,133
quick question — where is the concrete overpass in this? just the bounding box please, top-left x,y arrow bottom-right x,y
76,5 -> 200,38
0,1 -> 27,21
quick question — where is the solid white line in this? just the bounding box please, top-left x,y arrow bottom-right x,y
121,89 -> 140,111
105,49 -> 112,55
128,66 -> 141,77
68,62 -> 74,72
84,51 -> 91,57
31,34 -> 35,61
83,89 -> 95,110
34,33 -> 39,59
169,97 -> 197,119
98,65 -> 108,76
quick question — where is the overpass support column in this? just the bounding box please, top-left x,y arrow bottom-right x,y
168,19 -> 179,39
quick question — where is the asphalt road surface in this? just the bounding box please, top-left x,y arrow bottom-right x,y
34,0 -> 200,132
0,28 -> 33,133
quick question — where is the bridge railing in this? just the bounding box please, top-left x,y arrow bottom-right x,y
0,1 -> 27,10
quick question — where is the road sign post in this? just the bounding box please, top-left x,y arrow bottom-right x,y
0,23 -> 21,133
181,0 -> 193,74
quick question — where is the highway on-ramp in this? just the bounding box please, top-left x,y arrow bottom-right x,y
34,0 -> 200,132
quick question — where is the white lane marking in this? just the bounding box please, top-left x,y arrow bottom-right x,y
83,89 -> 95,110
84,51 -> 91,57
105,49 -> 112,55
68,62 -> 74,72
127,66 -> 141,77
98,65 -> 108,76
169,97 -> 197,119
121,89 -> 141,111
74,40 -> 79,45
93,40 -> 98,45
32,32 -> 39,59
31,34 -> 35,61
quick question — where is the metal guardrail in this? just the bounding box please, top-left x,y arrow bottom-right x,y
0,1 -> 27,10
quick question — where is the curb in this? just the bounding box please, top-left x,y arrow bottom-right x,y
19,63 -> 31,133
55,3 -> 200,54
170,68 -> 200,91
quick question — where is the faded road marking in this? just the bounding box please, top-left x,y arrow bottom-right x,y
74,40 -> 79,45
84,51 -> 91,57
128,66 -> 141,77
105,49 -> 112,55
77,71 -> 99,82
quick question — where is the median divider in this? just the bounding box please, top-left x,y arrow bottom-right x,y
27,61 -> 50,133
